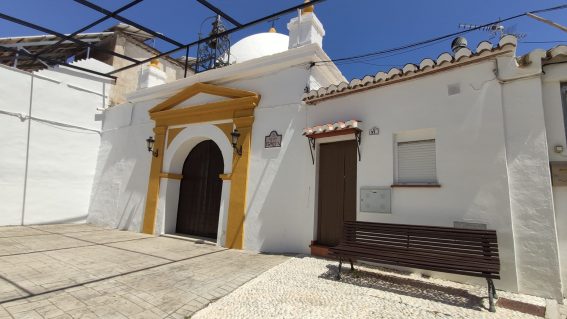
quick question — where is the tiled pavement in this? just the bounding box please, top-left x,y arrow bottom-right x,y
0,224 -> 288,318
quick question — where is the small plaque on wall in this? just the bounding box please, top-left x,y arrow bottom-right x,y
265,131 -> 282,148
369,127 -> 379,135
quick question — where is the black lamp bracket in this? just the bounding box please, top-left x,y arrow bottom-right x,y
308,137 -> 316,164
355,130 -> 362,161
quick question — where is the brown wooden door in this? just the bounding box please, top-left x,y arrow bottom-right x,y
176,140 -> 224,239
317,140 -> 357,246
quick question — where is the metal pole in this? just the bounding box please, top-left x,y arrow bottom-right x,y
36,0 -> 144,56
526,12 -> 567,33
0,12 -> 139,63
195,0 -> 241,27
73,0 -> 184,47
107,0 -> 328,75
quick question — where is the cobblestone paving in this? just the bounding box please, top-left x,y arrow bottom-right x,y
194,256 -> 547,319
0,224 -> 288,318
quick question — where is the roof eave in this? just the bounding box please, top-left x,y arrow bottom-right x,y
127,43 -> 334,103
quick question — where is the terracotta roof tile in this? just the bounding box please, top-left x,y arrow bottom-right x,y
303,120 -> 361,136
303,35 -> 523,104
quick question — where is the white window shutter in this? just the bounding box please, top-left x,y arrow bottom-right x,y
397,139 -> 437,183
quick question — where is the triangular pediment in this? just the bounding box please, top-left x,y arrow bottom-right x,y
149,82 -> 258,114
170,92 -> 229,110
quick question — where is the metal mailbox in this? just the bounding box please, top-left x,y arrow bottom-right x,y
360,187 -> 391,213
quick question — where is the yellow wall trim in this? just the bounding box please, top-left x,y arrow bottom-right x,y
167,127 -> 185,148
151,96 -> 258,127
219,173 -> 232,180
142,126 -> 167,234
149,82 -> 258,113
160,172 -> 183,180
142,82 -> 260,250
224,117 -> 254,249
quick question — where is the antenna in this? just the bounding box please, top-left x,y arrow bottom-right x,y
458,20 -> 527,40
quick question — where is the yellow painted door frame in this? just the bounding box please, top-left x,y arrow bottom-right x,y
141,82 -> 259,251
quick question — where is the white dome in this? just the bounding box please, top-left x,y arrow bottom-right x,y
230,32 -> 289,63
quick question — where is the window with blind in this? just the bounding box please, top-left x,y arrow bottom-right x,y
396,139 -> 437,184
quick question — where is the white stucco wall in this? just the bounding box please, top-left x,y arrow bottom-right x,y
235,67 -> 314,254
305,61 -> 523,292
501,77 -> 561,299
0,66 -> 31,225
86,40 -> 564,298
541,63 -> 567,297
88,63 -> 316,247
87,101 -> 154,231
0,59 -> 112,226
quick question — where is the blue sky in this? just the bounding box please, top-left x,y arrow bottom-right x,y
1,0 -> 566,79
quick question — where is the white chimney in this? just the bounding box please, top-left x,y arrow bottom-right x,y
287,5 -> 325,49
139,60 -> 167,89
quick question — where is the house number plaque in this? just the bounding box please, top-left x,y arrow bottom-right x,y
265,131 -> 282,148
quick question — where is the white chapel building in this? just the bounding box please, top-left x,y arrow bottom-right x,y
1,4 -> 566,300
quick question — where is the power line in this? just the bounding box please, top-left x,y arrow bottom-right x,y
520,40 -> 567,43
314,4 -> 567,66
332,37 -> 449,66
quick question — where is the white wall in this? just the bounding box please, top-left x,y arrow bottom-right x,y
0,59 -> 112,226
501,76 -> 561,299
85,41 -> 564,298
88,64 -> 317,249
541,63 -> 567,296
306,61 -> 521,292
301,57 -> 566,298
87,100 -> 154,231
0,66 -> 32,225
219,67 -> 315,254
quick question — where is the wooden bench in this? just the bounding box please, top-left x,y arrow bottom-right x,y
329,221 -> 500,312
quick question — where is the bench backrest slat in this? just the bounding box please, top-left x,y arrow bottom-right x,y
342,221 -> 499,261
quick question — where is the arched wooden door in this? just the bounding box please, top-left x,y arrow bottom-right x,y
176,140 -> 224,239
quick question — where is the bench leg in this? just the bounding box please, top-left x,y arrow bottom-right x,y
349,258 -> 354,271
487,278 -> 496,312
336,258 -> 342,280
490,279 -> 497,299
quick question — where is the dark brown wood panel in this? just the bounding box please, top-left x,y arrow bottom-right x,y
329,221 -> 501,279
176,140 -> 224,239
317,140 -> 357,246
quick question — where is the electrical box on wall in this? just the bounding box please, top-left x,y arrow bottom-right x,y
360,187 -> 391,213
550,161 -> 567,186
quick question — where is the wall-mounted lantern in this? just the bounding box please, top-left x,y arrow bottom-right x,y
146,136 -> 158,157
231,129 -> 243,156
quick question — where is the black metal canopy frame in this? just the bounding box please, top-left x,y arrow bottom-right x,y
0,0 -> 327,81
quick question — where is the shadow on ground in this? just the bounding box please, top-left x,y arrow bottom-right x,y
320,264 -> 485,311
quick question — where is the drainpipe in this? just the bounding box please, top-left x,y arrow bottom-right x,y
21,74 -> 35,225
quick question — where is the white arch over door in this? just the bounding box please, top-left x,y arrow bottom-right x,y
156,123 -> 233,246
